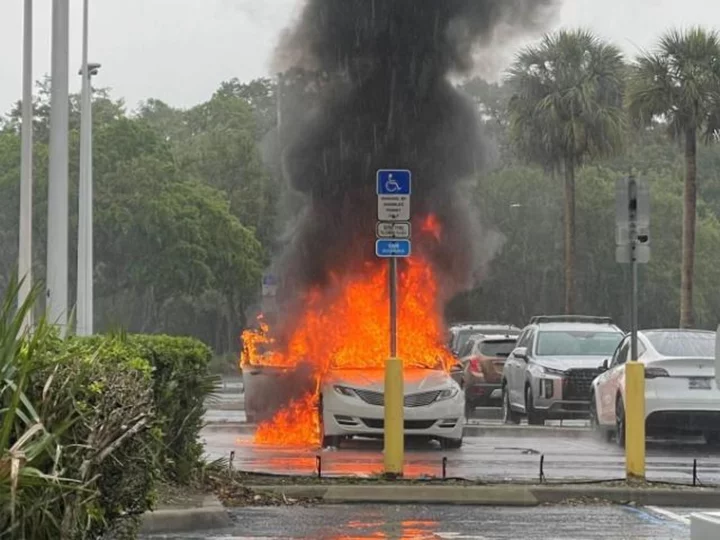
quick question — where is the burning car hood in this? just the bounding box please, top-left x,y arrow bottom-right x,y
533,356 -> 607,371
324,368 -> 453,393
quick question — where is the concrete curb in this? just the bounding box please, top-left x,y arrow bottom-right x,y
139,495 -> 232,535
249,484 -> 720,507
463,425 -> 590,438
201,423 -> 591,438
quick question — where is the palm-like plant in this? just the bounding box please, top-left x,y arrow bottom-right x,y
0,277 -> 85,539
507,29 -> 626,313
627,27 -> 720,328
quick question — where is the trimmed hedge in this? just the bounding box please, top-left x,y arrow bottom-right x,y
18,333 -> 214,538
130,335 -> 215,482
24,335 -> 158,539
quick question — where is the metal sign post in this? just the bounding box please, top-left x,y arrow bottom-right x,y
376,169 -> 411,478
616,175 -> 650,480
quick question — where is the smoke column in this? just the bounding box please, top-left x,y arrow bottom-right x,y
272,0 -> 560,319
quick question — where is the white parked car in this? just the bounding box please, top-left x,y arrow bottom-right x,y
319,367 -> 465,449
590,329 -> 720,445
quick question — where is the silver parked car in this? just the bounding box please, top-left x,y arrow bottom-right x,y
501,316 -> 624,425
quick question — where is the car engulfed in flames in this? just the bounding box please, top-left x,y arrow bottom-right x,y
241,220 -> 460,448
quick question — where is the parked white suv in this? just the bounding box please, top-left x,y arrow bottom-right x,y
501,316 -> 623,425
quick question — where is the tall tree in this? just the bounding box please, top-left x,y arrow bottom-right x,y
627,27 -> 720,328
507,29 -> 626,313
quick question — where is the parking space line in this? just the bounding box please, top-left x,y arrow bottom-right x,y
645,506 -> 691,526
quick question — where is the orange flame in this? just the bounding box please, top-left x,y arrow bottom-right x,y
420,214 -> 442,241
241,218 -> 452,447
253,390 -> 320,446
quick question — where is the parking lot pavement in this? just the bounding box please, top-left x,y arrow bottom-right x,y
200,427 -> 720,484
142,503 -> 692,539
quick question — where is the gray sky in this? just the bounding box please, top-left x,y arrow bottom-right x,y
1,0 -> 719,116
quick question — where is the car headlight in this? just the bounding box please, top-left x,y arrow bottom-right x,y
333,385 -> 358,398
436,386 -> 460,401
540,365 -> 566,376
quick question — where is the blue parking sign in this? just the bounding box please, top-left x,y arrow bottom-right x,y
377,170 -> 411,195
376,239 -> 412,258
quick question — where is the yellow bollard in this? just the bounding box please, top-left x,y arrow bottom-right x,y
384,357 -> 404,477
625,361 -> 646,479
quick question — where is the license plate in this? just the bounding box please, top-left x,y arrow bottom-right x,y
688,377 -> 712,390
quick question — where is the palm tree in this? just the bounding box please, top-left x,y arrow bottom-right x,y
627,27 -> 720,328
507,29 -> 626,314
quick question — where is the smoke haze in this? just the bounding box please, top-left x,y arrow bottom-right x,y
271,0 -> 560,317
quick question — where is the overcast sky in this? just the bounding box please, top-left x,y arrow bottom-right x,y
1,0 -> 719,116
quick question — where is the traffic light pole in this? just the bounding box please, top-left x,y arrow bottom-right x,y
625,176 -> 646,480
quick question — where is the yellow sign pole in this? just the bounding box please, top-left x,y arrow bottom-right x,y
625,361 -> 645,479
384,356 -> 404,476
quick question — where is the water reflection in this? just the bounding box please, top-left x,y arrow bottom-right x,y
328,518 -> 439,539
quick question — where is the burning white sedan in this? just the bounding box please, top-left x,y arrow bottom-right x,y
590,329 -> 720,445
319,367 -> 465,449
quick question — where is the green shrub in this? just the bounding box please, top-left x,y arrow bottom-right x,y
2,277 -> 215,538
26,335 -> 159,539
67,334 -> 216,483
130,335 -> 216,482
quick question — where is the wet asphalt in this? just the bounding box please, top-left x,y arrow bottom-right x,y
159,385 -> 716,539
144,503 -> 696,539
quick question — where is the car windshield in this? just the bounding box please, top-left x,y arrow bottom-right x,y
479,340 -> 517,358
536,330 -> 622,356
455,330 -> 479,352
646,331 -> 716,357
455,327 -> 517,352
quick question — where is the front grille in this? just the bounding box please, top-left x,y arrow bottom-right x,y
353,389 -> 384,406
353,389 -> 442,408
360,418 -> 436,430
562,369 -> 598,400
404,391 -> 442,407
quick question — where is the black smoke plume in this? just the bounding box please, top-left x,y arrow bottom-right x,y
272,0 -> 559,317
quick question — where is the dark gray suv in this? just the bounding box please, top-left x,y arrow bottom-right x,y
501,316 -> 624,425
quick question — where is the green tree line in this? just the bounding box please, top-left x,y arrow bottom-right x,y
2,28 -> 720,355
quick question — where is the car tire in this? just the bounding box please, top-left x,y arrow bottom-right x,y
322,435 -> 342,448
502,385 -> 520,425
704,431 -> 720,446
441,437 -> 463,450
317,394 -> 341,449
589,392 -> 612,443
615,396 -> 626,448
525,385 -> 545,426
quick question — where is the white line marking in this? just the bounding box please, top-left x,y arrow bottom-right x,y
646,506 -> 691,526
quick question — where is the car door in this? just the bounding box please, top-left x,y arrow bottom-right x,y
503,329 -> 526,405
598,338 -> 629,425
510,329 -> 534,408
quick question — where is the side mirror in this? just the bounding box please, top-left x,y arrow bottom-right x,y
600,359 -> 609,372
513,347 -> 528,361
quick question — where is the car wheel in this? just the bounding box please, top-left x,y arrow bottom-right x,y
704,431 -> 720,446
502,385 -> 520,425
317,394 -> 341,449
441,437 -> 463,449
589,392 -> 612,443
525,385 -> 545,426
615,396 -> 626,448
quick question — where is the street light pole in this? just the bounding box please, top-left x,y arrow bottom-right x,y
47,0 -> 70,330
77,0 -> 99,336
19,0 -> 33,329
